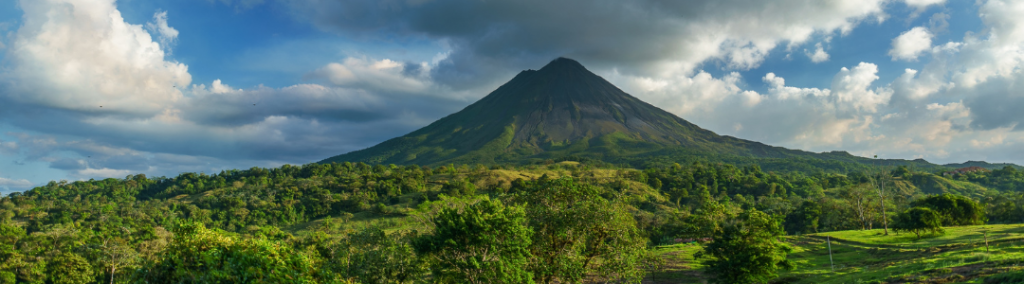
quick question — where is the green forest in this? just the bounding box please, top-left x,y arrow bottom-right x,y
3,160 -> 1024,283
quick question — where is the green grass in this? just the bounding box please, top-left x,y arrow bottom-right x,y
646,243 -> 707,283
816,224 -> 1024,249
650,224 -> 1024,283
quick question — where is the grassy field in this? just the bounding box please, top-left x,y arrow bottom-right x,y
647,224 -> 1024,284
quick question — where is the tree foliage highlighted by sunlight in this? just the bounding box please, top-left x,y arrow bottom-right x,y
509,176 -> 648,283
699,209 -> 792,284
413,198 -> 534,284
892,207 -> 944,239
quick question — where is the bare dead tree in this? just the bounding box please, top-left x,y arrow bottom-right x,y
873,155 -> 890,235
95,232 -> 139,284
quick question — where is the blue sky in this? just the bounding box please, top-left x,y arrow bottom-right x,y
2,0 -> 1024,194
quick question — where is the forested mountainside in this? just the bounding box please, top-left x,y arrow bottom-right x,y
3,160 -> 1024,283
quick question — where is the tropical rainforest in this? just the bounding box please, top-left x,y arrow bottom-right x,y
3,159 -> 1024,283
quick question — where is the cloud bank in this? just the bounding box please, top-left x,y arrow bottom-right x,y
0,0 -> 463,182
2,0 -> 1024,190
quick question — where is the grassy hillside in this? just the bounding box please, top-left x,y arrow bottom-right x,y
649,224 -> 1024,283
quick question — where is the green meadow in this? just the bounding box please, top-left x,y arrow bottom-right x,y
650,224 -> 1024,283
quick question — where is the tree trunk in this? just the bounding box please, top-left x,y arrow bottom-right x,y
878,178 -> 888,235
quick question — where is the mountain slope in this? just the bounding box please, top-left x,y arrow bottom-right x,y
320,58 -> 941,169
323,58 -> 769,165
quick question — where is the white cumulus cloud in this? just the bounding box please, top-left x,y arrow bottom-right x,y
145,10 -> 178,50
831,62 -> 892,114
0,0 -> 469,182
890,27 -> 934,61
0,177 -> 33,192
4,0 -> 190,115
805,42 -> 830,63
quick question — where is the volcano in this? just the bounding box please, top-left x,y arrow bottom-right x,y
321,58 -> 888,167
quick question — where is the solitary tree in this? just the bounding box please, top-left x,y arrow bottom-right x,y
892,207 -> 944,239
912,194 -> 985,226
699,209 -> 793,284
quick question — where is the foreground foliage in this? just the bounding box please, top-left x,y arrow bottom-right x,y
509,176 -> 649,283
414,198 -> 533,284
698,209 -> 792,284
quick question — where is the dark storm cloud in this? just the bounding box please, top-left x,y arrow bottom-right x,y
285,0 -> 887,89
180,85 -> 392,127
962,74 -> 1024,131
5,107 -> 435,163
49,158 -> 87,171
287,0 -> 674,80
0,79 -> 461,165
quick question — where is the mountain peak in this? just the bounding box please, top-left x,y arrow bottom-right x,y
321,57 -> 735,166
539,57 -> 588,72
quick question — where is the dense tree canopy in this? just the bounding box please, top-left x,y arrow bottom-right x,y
508,176 -> 648,283
892,207 -> 945,239
912,194 -> 986,226
0,160 -> 1020,283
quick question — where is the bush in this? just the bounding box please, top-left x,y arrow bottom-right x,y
137,220 -> 326,283
892,207 -> 944,239
414,199 -> 533,284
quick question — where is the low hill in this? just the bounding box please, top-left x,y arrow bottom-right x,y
943,160 -> 1024,170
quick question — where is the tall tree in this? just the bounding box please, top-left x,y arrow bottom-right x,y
871,160 -> 891,235
892,207 -> 944,239
785,200 -> 821,234
842,184 -> 874,230
509,176 -> 648,284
